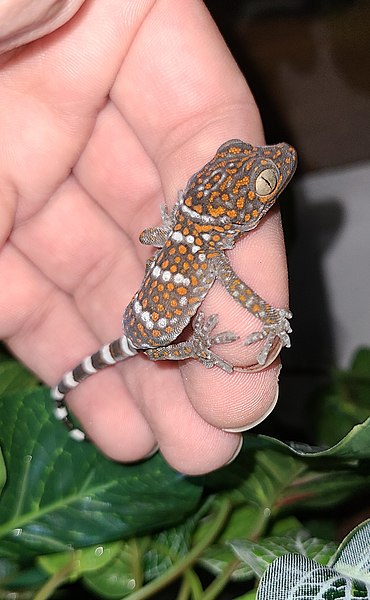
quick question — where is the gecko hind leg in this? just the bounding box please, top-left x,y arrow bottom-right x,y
145,312 -> 239,373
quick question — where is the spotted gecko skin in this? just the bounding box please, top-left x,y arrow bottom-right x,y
52,139 -> 297,440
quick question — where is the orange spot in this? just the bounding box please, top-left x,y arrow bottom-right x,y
196,191 -> 204,199
252,304 -> 261,313
201,263 -> 207,270
183,262 -> 190,270
236,196 -> 245,209
153,295 -> 159,303
170,265 -> 177,273
162,259 -> 169,269
221,193 -> 229,201
165,240 -> 171,247
244,213 -> 251,222
208,205 -> 225,218
158,284 -> 164,292
138,290 -> 144,300
194,204 -> 203,213
212,234 -> 221,242
166,326 -> 174,334
170,299 -> 178,307
192,263 -> 199,270
188,297 -> 200,304
248,191 -> 255,200
152,329 -> 161,337
214,225 -> 225,232
167,282 -> 174,291
227,209 -> 237,219
207,251 -> 219,259
183,227 -> 189,235
179,244 -> 187,254
152,312 -> 159,321
187,254 -> 194,261
176,286 -> 187,296
142,298 -> 148,308
191,275 -> 198,286
165,311 -> 172,318
174,256 -> 181,263
163,292 -> 169,300
157,304 -> 164,312
252,209 -> 259,218
169,247 -> 176,255
184,197 -> 192,207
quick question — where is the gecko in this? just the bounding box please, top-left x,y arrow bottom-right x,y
51,139 -> 297,440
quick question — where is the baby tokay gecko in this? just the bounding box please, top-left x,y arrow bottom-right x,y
52,139 -> 297,440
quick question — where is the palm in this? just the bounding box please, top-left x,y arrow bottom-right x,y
0,0 -> 289,474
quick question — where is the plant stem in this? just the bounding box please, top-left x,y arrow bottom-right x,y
202,559 -> 241,600
124,497 -> 232,600
33,559 -> 74,600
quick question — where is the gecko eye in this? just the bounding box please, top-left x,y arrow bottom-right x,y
255,168 -> 278,196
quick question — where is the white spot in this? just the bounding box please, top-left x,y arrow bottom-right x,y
179,296 -> 188,306
192,245 -> 200,253
186,235 -> 195,243
120,335 -> 137,357
162,270 -> 171,281
198,253 -> 206,262
82,356 -> 97,374
174,273 -> 184,284
54,406 -> 68,420
63,371 -> 78,389
101,344 -> 116,365
202,233 -> 211,241
69,428 -> 86,442
157,318 -> 167,328
141,311 -> 150,322
172,231 -> 183,242
183,278 -> 190,286
152,265 -> 161,278
145,320 -> 154,330
134,300 -> 142,314
51,387 -> 64,400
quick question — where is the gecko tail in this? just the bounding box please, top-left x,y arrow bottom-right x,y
50,335 -> 138,441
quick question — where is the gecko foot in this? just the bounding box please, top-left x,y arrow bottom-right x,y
190,312 -> 239,373
244,309 -> 292,366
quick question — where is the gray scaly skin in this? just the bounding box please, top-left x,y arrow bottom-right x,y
51,139 -> 297,440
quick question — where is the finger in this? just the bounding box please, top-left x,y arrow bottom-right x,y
121,354 -> 243,475
0,242 -> 155,460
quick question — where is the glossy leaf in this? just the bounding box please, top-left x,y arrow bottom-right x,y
231,531 -> 337,578
83,540 -> 147,599
256,520 -> 370,600
0,387 -> 202,559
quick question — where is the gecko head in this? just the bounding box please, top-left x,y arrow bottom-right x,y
181,140 -> 297,233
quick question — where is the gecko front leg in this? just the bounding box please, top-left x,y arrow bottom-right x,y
213,252 -> 292,366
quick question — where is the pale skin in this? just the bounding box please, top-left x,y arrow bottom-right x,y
0,0 -> 290,475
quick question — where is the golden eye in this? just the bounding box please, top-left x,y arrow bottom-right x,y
255,168 -> 278,196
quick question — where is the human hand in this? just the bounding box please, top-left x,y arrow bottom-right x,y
0,0 -> 290,474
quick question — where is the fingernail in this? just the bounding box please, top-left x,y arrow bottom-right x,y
222,384 -> 279,433
224,436 -> 243,465
144,443 -> 160,459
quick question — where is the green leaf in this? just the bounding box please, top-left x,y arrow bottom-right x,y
0,387 -> 202,559
38,541 -> 122,579
231,531 -> 337,578
315,348 -> 370,446
249,415 -> 370,461
143,518 -> 196,581
330,519 -> 370,582
0,447 -> 6,496
256,520 -> 370,600
83,540 -> 147,599
0,359 -> 39,395
199,543 -> 254,582
257,554 -> 370,600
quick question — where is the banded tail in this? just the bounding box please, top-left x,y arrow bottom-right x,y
51,335 -> 137,440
